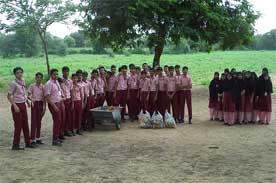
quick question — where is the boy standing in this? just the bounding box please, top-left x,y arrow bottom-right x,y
7,67 -> 34,150
28,72 -> 46,145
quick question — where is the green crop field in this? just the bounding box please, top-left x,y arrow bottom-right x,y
0,51 -> 275,91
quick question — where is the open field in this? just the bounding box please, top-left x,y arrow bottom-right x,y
0,51 -> 275,90
0,87 -> 276,183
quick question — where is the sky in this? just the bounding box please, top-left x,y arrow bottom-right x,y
1,0 -> 276,38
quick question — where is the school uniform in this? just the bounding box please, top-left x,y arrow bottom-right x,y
128,73 -> 140,119
72,83 -> 83,131
252,78 -> 259,122
167,75 -> 178,119
223,79 -> 235,125
44,79 -> 64,141
257,78 -> 273,124
148,76 -> 158,116
216,79 -> 225,121
244,78 -> 255,122
82,80 -> 91,128
115,74 -> 129,120
95,77 -> 106,107
179,75 -> 193,122
28,83 -> 44,142
234,79 -> 245,123
139,78 -> 150,113
106,74 -> 117,106
8,79 -> 31,146
175,74 -> 181,120
156,75 -> 169,117
61,78 -> 73,133
208,78 -> 220,120
87,78 -> 97,129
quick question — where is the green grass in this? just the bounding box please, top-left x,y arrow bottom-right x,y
0,51 -> 275,91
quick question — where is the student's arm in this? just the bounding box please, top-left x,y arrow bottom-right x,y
45,95 -> 59,112
7,93 -> 20,113
113,76 -> 119,99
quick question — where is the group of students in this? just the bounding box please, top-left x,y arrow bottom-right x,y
208,68 -> 273,126
7,63 -> 193,150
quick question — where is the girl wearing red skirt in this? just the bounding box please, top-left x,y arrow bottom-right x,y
223,73 -> 236,125
257,73 -> 273,124
234,72 -> 245,124
208,72 -> 220,121
216,73 -> 225,121
244,71 -> 255,123
251,72 -> 259,123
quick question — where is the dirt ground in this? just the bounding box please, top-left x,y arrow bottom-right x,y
0,87 -> 275,183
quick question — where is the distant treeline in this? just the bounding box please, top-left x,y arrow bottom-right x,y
0,29 -> 275,58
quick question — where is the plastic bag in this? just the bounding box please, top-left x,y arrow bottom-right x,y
164,111 -> 176,128
152,112 -> 164,129
138,110 -> 152,128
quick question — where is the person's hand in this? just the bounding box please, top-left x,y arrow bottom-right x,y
53,105 -> 59,112
13,104 -> 20,113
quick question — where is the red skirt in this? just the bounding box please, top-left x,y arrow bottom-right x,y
215,97 -> 223,111
258,95 -> 272,112
223,92 -> 235,112
244,94 -> 253,112
208,98 -> 218,108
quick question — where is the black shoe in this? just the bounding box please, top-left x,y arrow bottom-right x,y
31,141 -> 37,146
25,144 -> 36,148
71,131 -> 76,136
58,139 -> 64,143
76,130 -> 83,135
52,140 -> 62,147
59,135 -> 66,140
64,132 -> 73,137
188,118 -> 192,124
12,145 -> 25,150
36,140 -> 44,145
179,119 -> 184,124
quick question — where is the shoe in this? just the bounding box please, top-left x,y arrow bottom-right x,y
25,144 -> 36,148
188,118 -> 192,124
12,145 -> 25,150
76,130 -> 83,135
58,139 -> 64,143
71,131 -> 76,136
36,140 -> 44,145
64,132 -> 73,137
31,141 -> 37,146
52,140 -> 62,147
59,135 -> 66,140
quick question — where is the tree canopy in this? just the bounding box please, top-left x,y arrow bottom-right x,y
80,0 -> 259,66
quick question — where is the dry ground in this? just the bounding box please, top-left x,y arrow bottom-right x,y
0,87 -> 275,183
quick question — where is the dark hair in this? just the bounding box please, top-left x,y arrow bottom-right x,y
141,71 -> 147,75
142,63 -> 147,66
107,71 -> 112,75
156,67 -> 163,71
111,65 -> 116,69
164,65 -> 168,68
262,67 -> 268,74
76,69 -> 83,75
57,77 -> 63,83
62,66 -> 70,72
214,72 -> 219,76
83,71 -> 88,77
50,69 -> 58,75
175,65 -> 180,69
168,66 -> 174,70
136,66 -> 141,71
72,73 -> 77,78
121,65 -> 127,69
129,64 -> 135,69
13,67 -> 24,75
118,67 -> 122,72
98,66 -> 105,70
182,66 -> 188,70
35,72 -> 43,78
92,69 -> 98,74
224,68 -> 230,73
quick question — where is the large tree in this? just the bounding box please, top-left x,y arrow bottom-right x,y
80,0 -> 259,66
0,0 -> 75,74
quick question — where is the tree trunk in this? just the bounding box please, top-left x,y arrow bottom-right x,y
153,25 -> 166,68
38,31 -> 50,76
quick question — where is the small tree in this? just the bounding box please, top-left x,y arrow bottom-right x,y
64,35 -> 76,47
0,0 -> 76,74
80,0 -> 259,67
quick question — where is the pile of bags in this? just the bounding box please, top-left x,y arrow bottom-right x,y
138,110 -> 176,129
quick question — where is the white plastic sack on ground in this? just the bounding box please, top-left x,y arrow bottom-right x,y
164,110 -> 176,128
152,112 -> 164,129
138,110 -> 152,128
